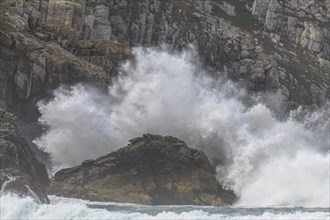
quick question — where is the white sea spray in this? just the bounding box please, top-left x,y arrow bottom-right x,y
34,48 -> 330,207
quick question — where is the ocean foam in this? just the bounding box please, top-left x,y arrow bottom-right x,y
1,195 -> 328,220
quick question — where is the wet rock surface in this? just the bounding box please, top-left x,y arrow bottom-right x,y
0,110 -> 49,203
49,134 -> 236,206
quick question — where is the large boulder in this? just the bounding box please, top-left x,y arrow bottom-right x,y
0,110 -> 49,203
49,134 -> 236,205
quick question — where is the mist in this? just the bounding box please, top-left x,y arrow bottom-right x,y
34,48 -> 329,207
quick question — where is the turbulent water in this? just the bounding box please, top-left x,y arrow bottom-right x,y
1,194 -> 329,220
2,48 -> 328,219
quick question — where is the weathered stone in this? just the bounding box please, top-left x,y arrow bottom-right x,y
250,0 -> 329,105
300,23 -> 324,53
219,2 -> 236,16
0,0 -> 329,113
48,134 -> 237,206
252,0 -> 271,16
45,0 -> 84,31
0,110 -> 49,203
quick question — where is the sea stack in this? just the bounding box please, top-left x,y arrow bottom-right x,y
48,134 -> 236,205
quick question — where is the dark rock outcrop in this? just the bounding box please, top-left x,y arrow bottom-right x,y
49,134 -> 236,206
0,110 -> 49,203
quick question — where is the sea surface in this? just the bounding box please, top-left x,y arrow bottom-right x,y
1,194 -> 329,220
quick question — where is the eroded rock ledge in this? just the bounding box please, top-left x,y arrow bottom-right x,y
48,134 -> 236,206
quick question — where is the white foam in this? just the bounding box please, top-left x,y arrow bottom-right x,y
1,195 -> 328,220
34,48 -> 330,207
235,151 -> 329,207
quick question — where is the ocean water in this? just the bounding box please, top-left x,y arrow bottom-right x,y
1,194 -> 329,220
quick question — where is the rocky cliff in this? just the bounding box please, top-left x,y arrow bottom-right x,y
48,134 -> 237,205
0,0 -> 132,122
36,0 -> 328,107
0,109 -> 49,203
249,0 -> 329,106
1,0 -> 329,119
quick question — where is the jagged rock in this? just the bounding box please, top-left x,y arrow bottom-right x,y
0,0 -> 330,109
287,16 -> 299,42
44,0 -> 84,31
89,5 -> 112,41
193,0 -> 212,13
252,0 -> 271,16
250,0 -> 329,105
219,2 -> 236,16
0,0 -> 329,109
48,134 -> 237,206
0,1 -> 132,119
0,32 -> 113,119
252,0 -> 330,59
0,110 -> 49,203
300,22 -> 324,53
264,0 -> 281,31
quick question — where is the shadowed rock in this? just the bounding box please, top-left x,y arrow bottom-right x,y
0,110 -> 49,203
49,134 -> 236,205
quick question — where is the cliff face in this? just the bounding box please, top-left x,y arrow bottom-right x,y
249,0 -> 330,105
0,0 -> 329,116
0,0 -> 132,121
35,0 -> 328,107
103,0 -> 329,106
